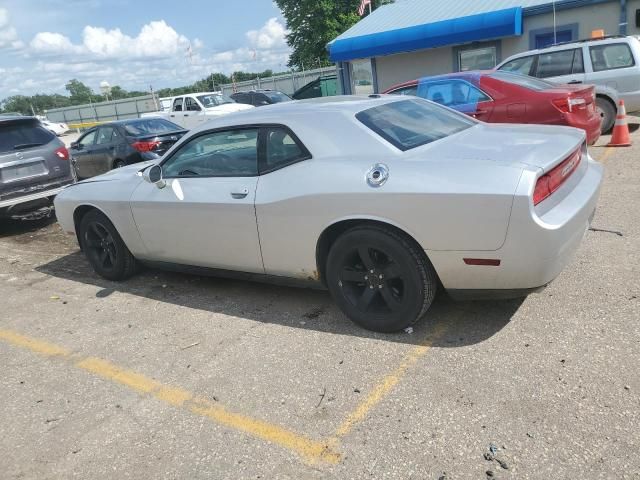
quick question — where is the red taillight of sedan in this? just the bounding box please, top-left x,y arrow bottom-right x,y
551,96 -> 587,114
54,146 -> 70,160
533,147 -> 583,205
131,140 -> 161,152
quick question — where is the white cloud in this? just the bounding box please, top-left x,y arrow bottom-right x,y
8,17 -> 291,96
30,20 -> 189,59
246,17 -> 287,50
0,8 -> 19,49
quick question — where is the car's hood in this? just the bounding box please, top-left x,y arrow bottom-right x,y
75,161 -> 155,185
205,103 -> 254,114
415,123 -> 585,173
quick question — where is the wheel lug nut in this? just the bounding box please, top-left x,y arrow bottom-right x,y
369,285 -> 374,289
370,269 -> 374,273
364,275 -> 368,280
379,274 -> 383,279
378,285 -> 383,289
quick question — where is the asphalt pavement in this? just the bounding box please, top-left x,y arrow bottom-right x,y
1,122 -> 638,479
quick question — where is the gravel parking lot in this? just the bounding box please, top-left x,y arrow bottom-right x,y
1,124 -> 639,479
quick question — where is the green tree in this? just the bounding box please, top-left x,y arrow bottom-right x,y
275,0 -> 361,69
109,85 -> 129,100
65,79 -> 96,104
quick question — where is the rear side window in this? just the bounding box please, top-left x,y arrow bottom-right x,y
536,48 -> 584,77
589,43 -> 635,71
499,55 -> 535,75
356,99 -> 475,151
488,72 -> 556,91
172,97 -> 183,111
263,127 -> 310,172
0,122 -> 55,153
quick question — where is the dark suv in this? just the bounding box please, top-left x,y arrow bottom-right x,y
230,90 -> 292,107
0,116 -> 75,218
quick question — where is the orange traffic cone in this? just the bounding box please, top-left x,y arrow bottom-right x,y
607,100 -> 632,147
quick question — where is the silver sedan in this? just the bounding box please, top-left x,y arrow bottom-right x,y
54,96 -> 603,332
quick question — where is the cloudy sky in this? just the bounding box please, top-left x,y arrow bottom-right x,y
0,0 -> 291,97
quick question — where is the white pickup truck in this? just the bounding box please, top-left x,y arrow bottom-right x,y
143,91 -> 253,129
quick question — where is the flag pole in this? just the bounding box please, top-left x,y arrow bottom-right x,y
369,1 -> 372,14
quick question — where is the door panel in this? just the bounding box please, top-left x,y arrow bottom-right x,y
71,129 -> 97,179
130,177 -> 262,272
92,126 -> 119,175
130,127 -> 263,272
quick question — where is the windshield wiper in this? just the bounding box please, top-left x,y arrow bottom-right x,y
13,143 -> 44,150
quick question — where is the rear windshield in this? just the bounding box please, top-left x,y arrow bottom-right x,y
123,118 -> 182,136
488,71 -> 556,91
0,121 -> 55,153
197,94 -> 235,107
356,99 -> 475,151
264,91 -> 292,103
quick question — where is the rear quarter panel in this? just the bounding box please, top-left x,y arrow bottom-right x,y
255,152 -> 523,278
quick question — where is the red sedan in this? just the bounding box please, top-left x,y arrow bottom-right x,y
383,71 -> 601,145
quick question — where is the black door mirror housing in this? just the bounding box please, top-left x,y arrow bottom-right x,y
142,164 -> 166,189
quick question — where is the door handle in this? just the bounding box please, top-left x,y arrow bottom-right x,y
170,114 -> 175,117
184,114 -> 189,117
568,80 -> 582,84
230,187 -> 249,199
471,109 -> 487,117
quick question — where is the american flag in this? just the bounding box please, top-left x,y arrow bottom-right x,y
358,0 -> 371,16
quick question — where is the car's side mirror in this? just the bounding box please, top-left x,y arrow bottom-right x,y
142,164 -> 166,189
258,100 -> 269,106
71,141 -> 80,150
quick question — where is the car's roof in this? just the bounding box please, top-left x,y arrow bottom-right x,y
500,35 -> 639,62
0,115 -> 37,124
187,95 -> 410,134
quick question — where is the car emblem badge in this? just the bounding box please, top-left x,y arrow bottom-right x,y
366,163 -> 389,187
15,151 -> 23,159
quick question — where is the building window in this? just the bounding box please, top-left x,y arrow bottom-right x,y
351,59 -> 375,95
529,24 -> 578,50
453,41 -> 501,72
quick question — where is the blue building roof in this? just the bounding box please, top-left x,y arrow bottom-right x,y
328,0 -> 614,62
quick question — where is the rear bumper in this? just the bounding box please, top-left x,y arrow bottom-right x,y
429,155 -> 603,291
562,114 -> 601,145
0,178 -> 75,209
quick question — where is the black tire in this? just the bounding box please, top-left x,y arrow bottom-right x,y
113,159 -> 126,169
78,209 -> 138,281
326,225 -> 438,333
596,97 -> 616,134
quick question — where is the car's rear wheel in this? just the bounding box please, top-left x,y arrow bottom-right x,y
79,210 -> 138,281
326,225 -> 437,332
596,97 -> 616,134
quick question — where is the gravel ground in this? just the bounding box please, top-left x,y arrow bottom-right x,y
1,123 -> 638,479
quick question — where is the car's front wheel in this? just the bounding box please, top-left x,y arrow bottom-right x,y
326,225 -> 437,332
79,209 -> 138,281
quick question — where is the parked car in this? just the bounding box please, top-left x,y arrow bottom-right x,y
292,75 -> 338,100
70,118 -> 187,179
496,35 -> 640,132
55,96 -> 602,333
141,92 -> 253,129
1,116 -> 74,218
37,116 -> 69,136
231,90 -> 293,107
383,71 -> 601,145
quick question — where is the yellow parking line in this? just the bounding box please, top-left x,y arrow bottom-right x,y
597,147 -> 615,164
0,328 -> 340,464
333,322 -> 448,438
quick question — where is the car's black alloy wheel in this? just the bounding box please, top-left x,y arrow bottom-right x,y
326,225 -> 437,332
79,210 -> 138,281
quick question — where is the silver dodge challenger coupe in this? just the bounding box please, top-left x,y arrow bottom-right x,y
54,96 -> 603,332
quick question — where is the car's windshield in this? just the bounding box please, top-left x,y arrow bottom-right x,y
356,99 -> 475,151
488,71 -> 556,91
263,91 -> 292,103
197,94 -> 235,107
123,118 -> 182,136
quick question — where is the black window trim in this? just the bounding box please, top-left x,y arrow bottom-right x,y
159,123 -> 312,179
589,42 -> 636,72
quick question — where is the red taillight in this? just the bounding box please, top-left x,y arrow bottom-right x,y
552,96 -> 586,113
463,258 -> 501,266
54,146 -> 69,160
533,148 -> 583,205
131,140 -> 161,152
